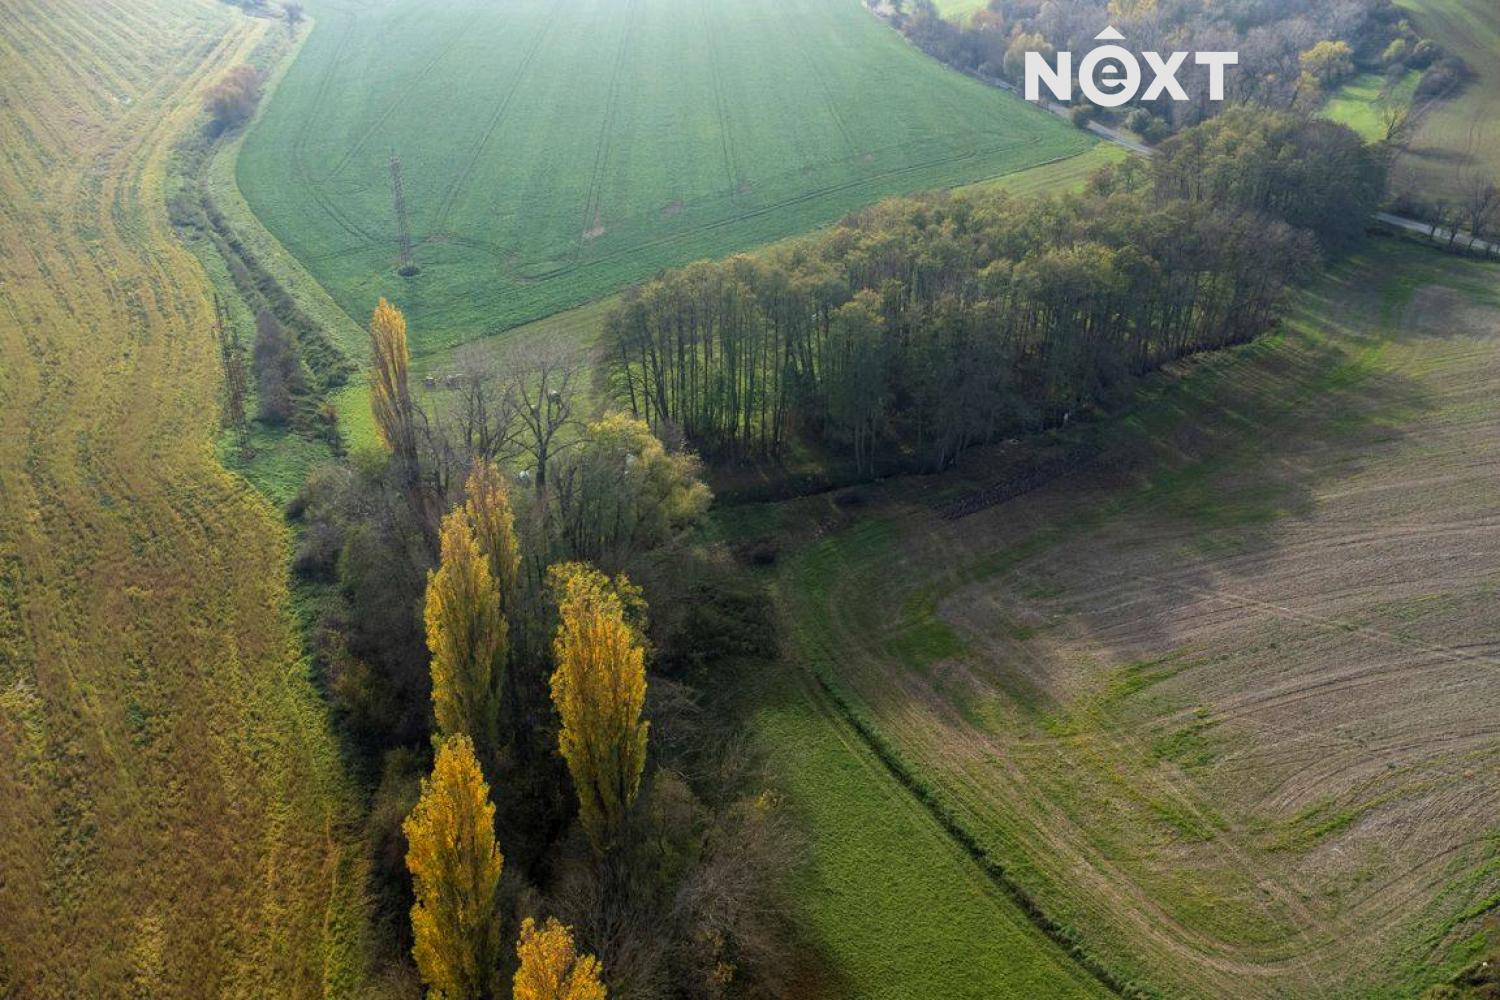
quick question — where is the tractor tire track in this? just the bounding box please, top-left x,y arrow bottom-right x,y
698,0 -> 739,193
430,7 -> 559,235
577,0 -> 639,243
321,8 -> 483,184
288,13 -> 384,247
768,0 -> 857,158
519,132 -> 1045,280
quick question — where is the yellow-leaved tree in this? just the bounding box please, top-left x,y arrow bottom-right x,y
403,735 -> 504,1000
548,563 -> 649,853
513,916 -> 607,1000
1107,0 -> 1157,18
462,460 -> 521,616
425,507 -> 506,764
369,297 -> 421,474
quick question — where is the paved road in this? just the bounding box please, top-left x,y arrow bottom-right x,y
1375,211 -> 1497,255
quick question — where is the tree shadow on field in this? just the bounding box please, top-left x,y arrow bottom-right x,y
938,247 -> 1472,703
820,245 -> 1485,725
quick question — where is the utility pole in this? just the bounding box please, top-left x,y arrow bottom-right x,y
390,149 -> 417,275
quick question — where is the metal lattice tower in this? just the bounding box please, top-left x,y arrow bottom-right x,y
389,150 -> 414,273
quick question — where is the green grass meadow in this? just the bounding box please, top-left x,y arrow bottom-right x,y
238,0 -> 1090,356
1394,0 -> 1500,198
1323,70 -> 1421,142
931,0 -> 991,20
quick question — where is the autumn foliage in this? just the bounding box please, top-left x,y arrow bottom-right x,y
403,735 -> 504,1000
369,298 -> 421,474
548,563 -> 649,853
513,916 -> 607,1000
425,507 -> 507,764
203,65 -> 260,130
462,461 -> 521,617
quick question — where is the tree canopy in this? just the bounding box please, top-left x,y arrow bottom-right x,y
403,735 -> 504,1000
425,508 -> 507,766
548,563 -> 649,854
513,916 -> 607,1000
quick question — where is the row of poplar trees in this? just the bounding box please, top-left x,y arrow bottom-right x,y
370,300 -> 648,1000
602,110 -> 1383,472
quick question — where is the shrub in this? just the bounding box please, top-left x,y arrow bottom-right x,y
203,65 -> 261,131
252,309 -> 303,425
1408,38 -> 1441,69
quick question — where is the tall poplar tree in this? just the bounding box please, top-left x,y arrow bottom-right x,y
403,735 -> 504,1000
548,563 -> 649,854
369,297 -> 422,480
462,460 -> 521,617
512,916 -> 606,1000
425,508 -> 506,764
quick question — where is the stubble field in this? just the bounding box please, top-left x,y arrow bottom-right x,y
0,1 -> 369,995
758,240 -> 1500,997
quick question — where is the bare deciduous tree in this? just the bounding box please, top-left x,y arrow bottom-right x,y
509,341 -> 584,494
1378,98 -> 1414,146
1462,174 -> 1500,253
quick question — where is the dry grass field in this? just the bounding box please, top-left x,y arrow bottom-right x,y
766,240 -> 1500,997
0,1 -> 369,996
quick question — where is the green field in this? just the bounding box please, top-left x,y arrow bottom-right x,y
931,0 -> 990,19
238,0 -> 1090,355
1323,70 -> 1421,141
752,240 -> 1500,997
329,142 -> 1127,454
1393,0 -> 1500,198
748,663 -> 1112,999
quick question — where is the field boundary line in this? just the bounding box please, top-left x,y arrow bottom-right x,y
776,568 -> 1157,999
799,654 -> 1154,997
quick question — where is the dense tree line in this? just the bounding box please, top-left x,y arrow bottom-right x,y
292,302 -> 788,998
603,110 -> 1377,472
881,0 -> 1460,136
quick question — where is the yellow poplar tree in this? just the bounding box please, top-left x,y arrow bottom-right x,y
462,460 -> 521,617
369,297 -> 420,473
513,916 -> 607,1000
426,507 -> 506,762
548,563 -> 649,854
403,735 -> 504,1000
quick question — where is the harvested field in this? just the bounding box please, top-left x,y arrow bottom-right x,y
0,1 -> 369,995
767,241 -> 1500,997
